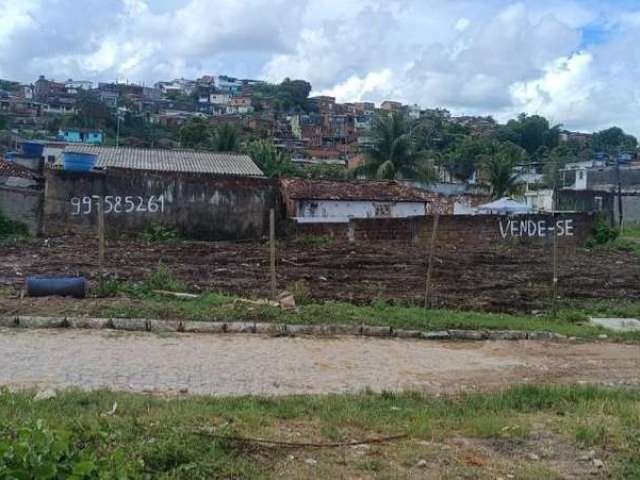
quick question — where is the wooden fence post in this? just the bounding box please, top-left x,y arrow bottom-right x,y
269,208 -> 277,299
96,197 -> 105,283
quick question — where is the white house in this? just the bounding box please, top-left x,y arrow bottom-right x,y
281,178 -> 431,223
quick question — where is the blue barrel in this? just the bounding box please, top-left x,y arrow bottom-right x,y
26,277 -> 88,298
4,151 -> 16,161
63,152 -> 97,172
21,141 -> 44,158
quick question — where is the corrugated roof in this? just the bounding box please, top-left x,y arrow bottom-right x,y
63,145 -> 264,177
281,178 -> 432,202
0,157 -> 37,179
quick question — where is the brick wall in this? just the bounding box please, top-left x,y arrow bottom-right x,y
291,213 -> 597,249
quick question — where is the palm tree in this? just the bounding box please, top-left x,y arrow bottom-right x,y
211,123 -> 240,152
484,142 -> 525,198
354,113 -> 434,182
244,140 -> 298,178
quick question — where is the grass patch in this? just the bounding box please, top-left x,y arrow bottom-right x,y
96,287 -> 640,341
0,385 -> 638,478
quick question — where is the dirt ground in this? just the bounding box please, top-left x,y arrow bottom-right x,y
1,235 -> 639,312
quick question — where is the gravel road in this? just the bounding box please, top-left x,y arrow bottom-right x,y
1,328 -> 639,396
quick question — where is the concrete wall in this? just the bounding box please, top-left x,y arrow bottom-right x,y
296,199 -> 426,222
291,213 -> 597,249
0,186 -> 43,235
44,169 -> 277,240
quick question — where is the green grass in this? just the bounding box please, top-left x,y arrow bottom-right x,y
1,385 -> 639,478
94,283 -> 640,341
592,222 -> 640,256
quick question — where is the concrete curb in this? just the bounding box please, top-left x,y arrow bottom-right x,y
0,315 -> 569,342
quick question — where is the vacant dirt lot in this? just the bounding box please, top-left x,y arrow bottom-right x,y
1,235 -> 639,312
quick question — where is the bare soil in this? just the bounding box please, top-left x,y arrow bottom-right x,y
1,235 -> 639,312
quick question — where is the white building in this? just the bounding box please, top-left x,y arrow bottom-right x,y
281,178 -> 431,223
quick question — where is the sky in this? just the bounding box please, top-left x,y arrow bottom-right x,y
1,0 -> 640,135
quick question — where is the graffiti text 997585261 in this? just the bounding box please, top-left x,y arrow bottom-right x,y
70,195 -> 165,216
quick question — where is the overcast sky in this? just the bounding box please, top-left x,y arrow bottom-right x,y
2,0 -> 640,135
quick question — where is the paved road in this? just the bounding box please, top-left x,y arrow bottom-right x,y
1,328 -> 639,396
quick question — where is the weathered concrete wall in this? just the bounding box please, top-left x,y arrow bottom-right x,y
0,186 -> 43,235
44,169 -> 277,240
296,199 -> 426,221
291,213 -> 597,249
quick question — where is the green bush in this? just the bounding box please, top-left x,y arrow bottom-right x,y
0,208 -> 28,239
141,224 -> 179,242
144,265 -> 188,292
586,221 -> 619,248
0,420 -> 98,479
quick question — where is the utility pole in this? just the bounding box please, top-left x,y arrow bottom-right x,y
115,94 -> 121,148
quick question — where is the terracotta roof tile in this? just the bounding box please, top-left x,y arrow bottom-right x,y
280,178 -> 432,202
0,157 -> 37,179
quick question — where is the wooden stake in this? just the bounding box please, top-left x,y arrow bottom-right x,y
97,197 -> 105,283
552,160 -> 559,316
269,208 -> 277,300
425,214 -> 440,309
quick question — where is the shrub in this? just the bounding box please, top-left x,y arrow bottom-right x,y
0,208 -> 28,239
144,265 -> 188,292
0,420 -> 98,479
288,279 -> 313,305
142,224 -> 180,242
594,222 -> 619,245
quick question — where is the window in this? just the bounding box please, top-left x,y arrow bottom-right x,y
578,171 -> 584,180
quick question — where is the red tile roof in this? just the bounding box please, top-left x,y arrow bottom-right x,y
0,157 -> 37,179
281,178 -> 432,202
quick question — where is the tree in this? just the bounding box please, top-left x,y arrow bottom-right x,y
355,113 -> 434,181
244,140 -> 298,177
592,127 -> 637,155
484,142 -> 526,198
441,136 -> 489,180
211,123 -> 240,152
179,118 -> 211,149
499,113 -> 561,159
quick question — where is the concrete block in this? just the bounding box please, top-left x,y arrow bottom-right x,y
527,331 -> 566,341
0,316 -> 17,327
330,324 -> 362,336
589,317 -> 640,332
361,326 -> 393,337
181,321 -> 226,333
447,330 -> 488,340
17,316 -> 66,329
285,324 -> 316,336
420,331 -> 450,340
488,330 -> 527,340
66,317 -> 111,329
148,319 -> 181,333
254,323 -> 285,335
225,322 -> 256,334
394,329 -> 422,339
111,318 -> 148,331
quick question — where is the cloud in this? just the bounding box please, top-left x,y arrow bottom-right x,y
1,0 -> 640,136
